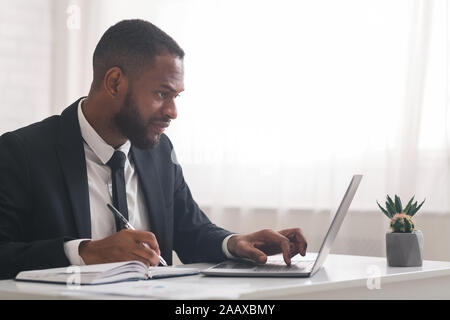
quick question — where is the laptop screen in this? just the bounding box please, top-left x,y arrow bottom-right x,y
310,175 -> 363,275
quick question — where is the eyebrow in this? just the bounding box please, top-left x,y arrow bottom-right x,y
160,84 -> 184,93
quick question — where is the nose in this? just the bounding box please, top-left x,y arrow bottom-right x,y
164,98 -> 177,120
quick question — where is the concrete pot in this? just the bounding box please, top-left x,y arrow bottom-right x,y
386,230 -> 424,267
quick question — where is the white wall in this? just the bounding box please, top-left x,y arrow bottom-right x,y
0,0 -> 53,134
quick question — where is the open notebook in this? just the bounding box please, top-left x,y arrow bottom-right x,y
15,261 -> 199,285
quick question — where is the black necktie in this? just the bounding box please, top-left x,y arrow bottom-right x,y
107,151 -> 128,231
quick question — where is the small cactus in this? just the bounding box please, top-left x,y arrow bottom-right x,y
390,213 -> 415,233
376,195 -> 425,233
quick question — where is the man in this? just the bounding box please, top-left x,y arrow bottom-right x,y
0,19 -> 307,279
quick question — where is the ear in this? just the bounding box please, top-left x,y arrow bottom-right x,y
103,67 -> 128,98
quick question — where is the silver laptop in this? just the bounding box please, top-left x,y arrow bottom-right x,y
202,174 -> 362,277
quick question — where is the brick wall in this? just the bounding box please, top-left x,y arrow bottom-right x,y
0,0 -> 53,134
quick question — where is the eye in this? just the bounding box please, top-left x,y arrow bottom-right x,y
157,91 -> 170,99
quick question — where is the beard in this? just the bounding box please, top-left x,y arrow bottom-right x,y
113,91 -> 162,150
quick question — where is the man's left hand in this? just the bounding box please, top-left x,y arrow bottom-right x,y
227,228 -> 308,265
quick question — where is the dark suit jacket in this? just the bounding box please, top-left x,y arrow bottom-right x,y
0,98 -> 233,279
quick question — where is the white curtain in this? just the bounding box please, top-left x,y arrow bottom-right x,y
50,0 -> 450,260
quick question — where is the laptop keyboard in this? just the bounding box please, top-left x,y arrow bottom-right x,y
212,261 -> 256,269
212,260 -> 315,272
254,260 -> 315,272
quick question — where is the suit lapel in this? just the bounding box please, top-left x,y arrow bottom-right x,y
56,98 -> 91,238
54,98 -> 168,243
130,146 -> 167,252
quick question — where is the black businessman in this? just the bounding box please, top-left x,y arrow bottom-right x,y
0,19 -> 307,279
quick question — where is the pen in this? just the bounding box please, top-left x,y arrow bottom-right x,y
106,203 -> 168,267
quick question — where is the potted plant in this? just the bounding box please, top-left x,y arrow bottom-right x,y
377,195 -> 425,267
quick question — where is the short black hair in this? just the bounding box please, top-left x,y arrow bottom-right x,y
92,19 -> 184,89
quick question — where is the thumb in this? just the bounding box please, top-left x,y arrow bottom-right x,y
238,245 -> 267,264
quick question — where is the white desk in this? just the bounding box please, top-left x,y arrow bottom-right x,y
1,253 -> 450,299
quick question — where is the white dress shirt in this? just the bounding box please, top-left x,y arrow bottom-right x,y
63,98 -> 235,265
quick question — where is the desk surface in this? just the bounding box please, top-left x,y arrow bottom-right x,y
1,253 -> 450,299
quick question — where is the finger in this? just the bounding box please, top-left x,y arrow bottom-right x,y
238,244 -> 267,264
133,243 -> 160,267
130,253 -> 151,267
281,234 -> 300,256
293,230 -> 308,256
279,237 -> 291,265
258,230 -> 291,265
130,230 -> 160,253
289,242 -> 299,257
281,228 -> 308,256
142,242 -> 161,256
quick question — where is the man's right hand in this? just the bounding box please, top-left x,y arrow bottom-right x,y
79,229 -> 161,267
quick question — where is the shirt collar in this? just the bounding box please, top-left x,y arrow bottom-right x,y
77,98 -> 131,165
